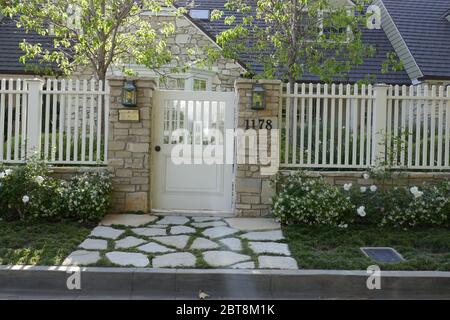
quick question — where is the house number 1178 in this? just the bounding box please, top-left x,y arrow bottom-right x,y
244,119 -> 273,130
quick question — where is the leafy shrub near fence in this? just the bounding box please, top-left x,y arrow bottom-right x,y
273,172 -> 354,227
273,171 -> 450,229
0,158 -> 112,222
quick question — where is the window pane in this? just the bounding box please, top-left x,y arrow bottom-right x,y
193,79 -> 207,91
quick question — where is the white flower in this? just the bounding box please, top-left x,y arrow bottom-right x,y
343,183 -> 352,191
35,176 -> 44,185
357,206 -> 366,217
410,186 -> 424,199
363,173 -> 370,180
4,169 -> 12,176
360,186 -> 367,193
370,185 -> 378,192
22,195 -> 30,204
0,172 -> 5,179
338,223 -> 348,229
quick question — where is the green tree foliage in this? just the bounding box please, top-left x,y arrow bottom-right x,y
212,0 -> 400,84
0,0 -> 186,82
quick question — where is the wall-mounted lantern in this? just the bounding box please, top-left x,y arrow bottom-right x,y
121,80 -> 137,107
251,83 -> 266,110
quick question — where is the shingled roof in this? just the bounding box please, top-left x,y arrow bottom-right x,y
381,0 -> 450,81
0,16 -> 55,75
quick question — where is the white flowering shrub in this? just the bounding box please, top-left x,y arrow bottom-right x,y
273,171 -> 450,229
0,158 -> 112,222
273,172 -> 354,227
65,171 -> 112,222
381,184 -> 450,229
0,157 -> 50,220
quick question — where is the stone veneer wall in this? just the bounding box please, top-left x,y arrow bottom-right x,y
142,13 -> 244,91
49,166 -> 107,181
234,79 -> 282,217
107,77 -> 156,213
295,171 -> 450,188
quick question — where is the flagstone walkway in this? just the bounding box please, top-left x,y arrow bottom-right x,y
63,214 -> 298,270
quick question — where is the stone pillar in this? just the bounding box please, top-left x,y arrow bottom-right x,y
234,79 -> 282,217
107,76 -> 156,213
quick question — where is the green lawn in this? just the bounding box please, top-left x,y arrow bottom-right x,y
284,225 -> 450,271
0,220 -> 93,266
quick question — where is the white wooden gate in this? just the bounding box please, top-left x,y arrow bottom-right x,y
152,90 -> 236,213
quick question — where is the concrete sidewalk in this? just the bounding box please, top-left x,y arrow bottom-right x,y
1,266 -> 449,299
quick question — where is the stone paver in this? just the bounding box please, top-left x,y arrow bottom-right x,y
148,224 -> 169,228
190,238 -> 220,250
231,262 -> 256,269
151,235 -> 190,250
115,236 -> 146,249
156,216 -> 190,225
138,242 -> 175,254
191,216 -> 223,222
132,227 -> 166,237
170,226 -> 196,235
78,238 -> 108,250
240,230 -> 284,241
90,226 -> 125,240
152,252 -> 197,268
225,218 -> 280,231
106,252 -> 149,267
101,214 -> 158,227
258,256 -> 298,269
219,238 -> 242,251
191,221 -> 227,228
203,251 -> 251,267
203,226 -> 239,239
62,250 -> 101,266
66,215 -> 296,270
249,242 -> 290,255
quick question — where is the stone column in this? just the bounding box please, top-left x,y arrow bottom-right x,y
234,79 -> 282,217
107,76 -> 156,213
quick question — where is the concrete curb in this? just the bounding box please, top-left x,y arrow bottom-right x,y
0,266 -> 449,299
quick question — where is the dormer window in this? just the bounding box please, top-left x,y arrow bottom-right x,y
189,9 -> 210,20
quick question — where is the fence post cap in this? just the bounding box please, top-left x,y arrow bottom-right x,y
373,83 -> 390,87
24,78 -> 44,84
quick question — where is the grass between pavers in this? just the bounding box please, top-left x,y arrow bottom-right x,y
0,220 -> 93,266
284,225 -> 450,271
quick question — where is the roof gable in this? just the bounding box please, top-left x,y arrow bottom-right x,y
381,0 -> 450,80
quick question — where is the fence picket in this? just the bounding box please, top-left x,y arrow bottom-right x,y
344,84 -> 351,165
337,84 -> 343,165
423,85 -> 429,166
6,79 -> 14,161
14,79 -> 21,161
415,85 -> 422,166
322,84 -> 328,165
330,84 -> 336,165
407,85 -> 414,167
307,83 -> 313,165
359,84 -> 366,166
59,80 -> 65,162
429,86 -> 436,166
437,86 -> 444,167
314,84 -> 321,165
51,79 -> 58,161
299,84 -> 306,165
400,85 -> 407,165
292,83 -> 298,164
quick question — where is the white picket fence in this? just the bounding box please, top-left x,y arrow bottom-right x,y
0,78 -> 109,165
280,83 -> 450,170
